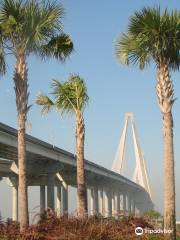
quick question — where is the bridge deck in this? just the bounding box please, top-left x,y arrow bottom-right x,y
0,122 -> 154,214
0,123 -> 153,212
0,122 -> 144,190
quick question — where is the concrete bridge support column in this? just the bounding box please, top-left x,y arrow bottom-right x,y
108,191 -> 112,217
62,185 -> 68,214
99,189 -> 104,216
40,185 -> 46,214
56,186 -> 62,216
12,185 -> 18,221
47,174 -> 55,210
120,194 -> 123,213
90,187 -> 99,215
123,193 -> 127,216
112,191 -> 120,218
112,192 -> 115,217
94,187 -> 99,214
104,190 -> 112,217
112,192 -> 119,218
132,200 -> 135,215
116,193 -> 120,218
128,194 -> 132,215
104,191 -> 108,217
90,188 -> 94,215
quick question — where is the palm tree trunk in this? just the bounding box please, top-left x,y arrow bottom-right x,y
156,62 -> 176,240
76,110 -> 87,217
14,53 -> 29,230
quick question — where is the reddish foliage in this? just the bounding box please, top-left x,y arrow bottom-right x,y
0,212 -> 167,240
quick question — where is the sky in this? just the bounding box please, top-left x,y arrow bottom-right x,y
0,0 -> 180,220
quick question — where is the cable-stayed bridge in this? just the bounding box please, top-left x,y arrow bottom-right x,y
112,112 -> 152,198
0,114 -> 153,220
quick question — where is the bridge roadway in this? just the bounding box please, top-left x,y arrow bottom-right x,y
0,122 -> 153,220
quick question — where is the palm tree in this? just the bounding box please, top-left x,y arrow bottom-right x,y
115,7 -> 180,240
36,75 -> 89,217
0,0 -> 73,230
0,24 -> 6,76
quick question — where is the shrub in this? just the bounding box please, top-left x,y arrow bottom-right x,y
0,211 -> 171,240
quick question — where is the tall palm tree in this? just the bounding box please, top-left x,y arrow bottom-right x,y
0,35 -> 6,76
36,75 -> 89,217
0,0 -> 73,230
115,7 -> 180,240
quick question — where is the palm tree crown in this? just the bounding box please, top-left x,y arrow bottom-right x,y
36,75 -> 89,114
115,7 -> 180,70
0,0 -> 73,59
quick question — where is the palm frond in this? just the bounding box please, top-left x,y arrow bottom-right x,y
0,0 -> 24,23
51,79 -> 77,114
68,74 -> 89,111
0,0 -> 69,56
129,6 -> 161,36
24,0 -> 64,44
50,75 -> 89,114
39,34 -> 74,61
115,33 -> 151,69
0,0 -> 25,47
36,75 -> 89,116
115,6 -> 180,70
36,94 -> 54,115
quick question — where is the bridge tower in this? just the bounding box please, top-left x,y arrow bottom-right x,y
112,113 -> 152,198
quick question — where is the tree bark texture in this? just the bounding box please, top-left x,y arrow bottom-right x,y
14,53 -> 29,230
76,110 -> 88,217
156,62 -> 176,240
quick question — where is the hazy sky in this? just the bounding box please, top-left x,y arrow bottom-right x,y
0,0 -> 180,220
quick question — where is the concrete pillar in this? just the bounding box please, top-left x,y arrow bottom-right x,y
112,192 -> 120,218
47,174 -> 54,210
94,187 -> 98,214
123,193 -> 126,215
112,192 -> 115,217
62,185 -> 68,214
104,190 -> 112,217
99,189 -> 104,216
90,187 -> 99,215
104,191 -> 108,217
90,188 -> 94,215
132,200 -> 135,215
56,186 -> 62,216
116,193 -> 120,217
108,191 -> 112,217
12,185 -> 18,221
128,194 -> 132,215
40,185 -> 46,214
120,194 -> 123,213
